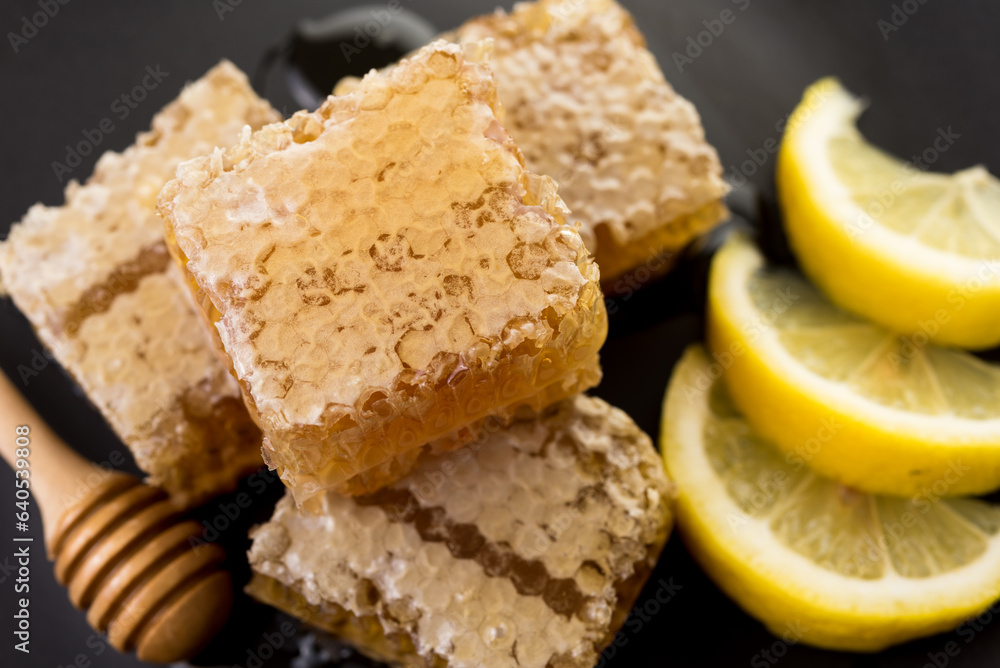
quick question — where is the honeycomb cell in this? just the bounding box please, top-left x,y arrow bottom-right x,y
454,0 -> 730,283
0,61 -> 278,507
159,41 -> 607,505
247,395 -> 674,668
337,0 -> 730,284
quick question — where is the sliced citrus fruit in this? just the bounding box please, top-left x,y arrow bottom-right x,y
662,344 -> 1000,652
707,234 -> 1000,497
778,77 -> 1000,349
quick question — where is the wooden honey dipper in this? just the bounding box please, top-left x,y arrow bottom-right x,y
0,371 -> 233,663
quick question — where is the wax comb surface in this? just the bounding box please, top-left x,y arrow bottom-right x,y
247,395 -> 673,668
455,0 -> 730,282
0,61 -> 277,507
337,0 -> 729,283
159,41 -> 607,505
452,0 -> 731,283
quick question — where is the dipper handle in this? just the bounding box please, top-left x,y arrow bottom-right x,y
0,370 -> 233,663
0,370 -> 101,546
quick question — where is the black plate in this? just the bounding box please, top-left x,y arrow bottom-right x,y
2,1 -> 999,666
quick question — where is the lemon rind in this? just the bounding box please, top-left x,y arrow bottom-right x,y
662,345 -> 1000,651
778,77 -> 1000,349
707,235 -> 1000,496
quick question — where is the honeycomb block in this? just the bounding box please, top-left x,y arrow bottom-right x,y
247,395 -> 674,668
339,0 -> 729,284
0,61 -> 278,508
455,0 -> 730,283
159,41 -> 608,506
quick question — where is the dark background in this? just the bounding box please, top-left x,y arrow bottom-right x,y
2,0 -> 999,666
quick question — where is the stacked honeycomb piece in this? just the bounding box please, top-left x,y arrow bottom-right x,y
0,61 -> 277,507
159,41 -> 608,506
248,395 -> 673,668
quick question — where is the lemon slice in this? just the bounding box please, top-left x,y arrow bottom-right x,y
778,77 -> 1000,350
662,344 -> 1000,652
707,234 -> 1000,497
